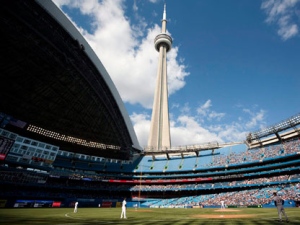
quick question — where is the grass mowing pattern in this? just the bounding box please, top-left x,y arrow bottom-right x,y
0,208 -> 299,225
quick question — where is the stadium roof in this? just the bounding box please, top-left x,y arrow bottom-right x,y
0,0 -> 142,160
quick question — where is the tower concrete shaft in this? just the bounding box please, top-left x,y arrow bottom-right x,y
148,4 -> 172,151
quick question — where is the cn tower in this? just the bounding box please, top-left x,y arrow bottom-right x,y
148,4 -> 172,151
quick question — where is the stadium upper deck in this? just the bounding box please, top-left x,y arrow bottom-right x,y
246,113 -> 300,148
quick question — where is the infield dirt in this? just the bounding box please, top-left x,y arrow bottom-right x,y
192,209 -> 255,219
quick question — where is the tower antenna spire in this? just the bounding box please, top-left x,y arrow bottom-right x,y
163,3 -> 166,21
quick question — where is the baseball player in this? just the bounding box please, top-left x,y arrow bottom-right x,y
120,198 -> 127,219
220,200 -> 225,209
273,192 -> 289,223
74,201 -> 78,213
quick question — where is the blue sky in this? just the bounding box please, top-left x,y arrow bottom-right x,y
53,0 -> 300,149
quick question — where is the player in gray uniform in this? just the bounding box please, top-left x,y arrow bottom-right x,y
273,192 -> 289,223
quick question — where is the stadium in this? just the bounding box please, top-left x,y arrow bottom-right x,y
1,1 -> 300,224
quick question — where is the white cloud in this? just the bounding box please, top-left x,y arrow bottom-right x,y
133,98 -> 264,147
208,111 -> 225,121
53,0 -> 189,109
277,15 -> 299,39
210,123 -> 248,143
261,0 -> 300,40
197,99 -> 212,116
172,115 -> 222,146
130,110 -> 239,148
167,47 -> 189,95
133,0 -> 138,12
196,100 -> 225,122
243,108 -> 266,129
180,103 -> 191,114
130,113 -> 151,148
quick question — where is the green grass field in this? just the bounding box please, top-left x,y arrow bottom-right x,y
0,207 -> 299,225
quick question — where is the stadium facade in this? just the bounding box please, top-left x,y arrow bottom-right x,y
0,0 -> 300,209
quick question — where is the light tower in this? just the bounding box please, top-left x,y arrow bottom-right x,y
148,4 -> 172,151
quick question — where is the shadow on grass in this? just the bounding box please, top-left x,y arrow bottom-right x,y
0,215 -> 298,225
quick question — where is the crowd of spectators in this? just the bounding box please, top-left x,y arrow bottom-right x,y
204,138 -> 300,168
130,175 -> 298,191
2,167 -> 299,194
149,183 -> 300,208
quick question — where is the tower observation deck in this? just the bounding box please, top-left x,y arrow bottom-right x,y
147,4 -> 172,151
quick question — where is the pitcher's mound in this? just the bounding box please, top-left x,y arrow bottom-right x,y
192,214 -> 255,219
214,209 -> 241,212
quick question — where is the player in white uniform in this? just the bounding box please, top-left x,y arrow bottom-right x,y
120,198 -> 127,219
74,201 -> 78,213
273,192 -> 289,223
220,200 -> 225,209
